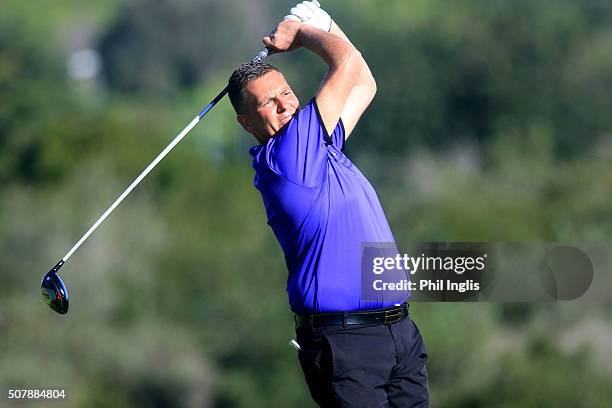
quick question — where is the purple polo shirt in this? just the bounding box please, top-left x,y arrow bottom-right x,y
249,98 -> 409,313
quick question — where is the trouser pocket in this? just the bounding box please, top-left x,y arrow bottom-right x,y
297,330 -> 335,406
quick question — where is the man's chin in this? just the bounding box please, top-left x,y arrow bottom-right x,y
279,117 -> 292,127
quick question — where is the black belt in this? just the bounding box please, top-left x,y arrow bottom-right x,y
295,303 -> 409,328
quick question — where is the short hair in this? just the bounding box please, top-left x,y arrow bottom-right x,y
228,62 -> 279,114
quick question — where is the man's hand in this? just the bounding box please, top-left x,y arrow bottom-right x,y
284,1 -> 332,32
263,20 -> 303,53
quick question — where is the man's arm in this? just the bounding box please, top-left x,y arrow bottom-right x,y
264,21 -> 363,137
328,21 -> 377,139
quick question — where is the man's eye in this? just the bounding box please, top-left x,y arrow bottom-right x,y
283,91 -> 292,96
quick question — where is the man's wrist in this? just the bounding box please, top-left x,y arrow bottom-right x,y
296,23 -> 322,48
295,23 -> 309,48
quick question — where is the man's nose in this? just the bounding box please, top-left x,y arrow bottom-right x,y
277,98 -> 288,113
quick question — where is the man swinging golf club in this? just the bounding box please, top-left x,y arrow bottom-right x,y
228,2 -> 429,406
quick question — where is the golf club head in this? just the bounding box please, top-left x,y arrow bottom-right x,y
41,261 -> 69,314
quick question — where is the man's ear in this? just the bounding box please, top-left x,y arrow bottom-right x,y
237,114 -> 255,135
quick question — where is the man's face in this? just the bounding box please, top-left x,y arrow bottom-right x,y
237,70 -> 300,143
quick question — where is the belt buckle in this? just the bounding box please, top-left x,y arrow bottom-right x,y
383,308 -> 404,325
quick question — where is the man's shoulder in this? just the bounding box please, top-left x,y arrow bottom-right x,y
292,97 -> 319,124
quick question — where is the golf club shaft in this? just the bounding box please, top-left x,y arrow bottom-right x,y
61,48 -> 270,263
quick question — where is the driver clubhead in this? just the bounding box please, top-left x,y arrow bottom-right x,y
41,262 -> 69,314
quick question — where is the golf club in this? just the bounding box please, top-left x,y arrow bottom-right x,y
41,48 -> 270,314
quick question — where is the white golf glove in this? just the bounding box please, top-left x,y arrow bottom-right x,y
284,0 -> 332,32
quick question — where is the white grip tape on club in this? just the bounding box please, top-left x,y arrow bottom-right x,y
251,48 -> 269,63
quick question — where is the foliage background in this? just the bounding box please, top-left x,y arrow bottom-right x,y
1,0 -> 611,406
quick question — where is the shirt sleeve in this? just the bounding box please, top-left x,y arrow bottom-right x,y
331,118 -> 346,152
312,97 -> 346,151
265,98 -> 345,186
